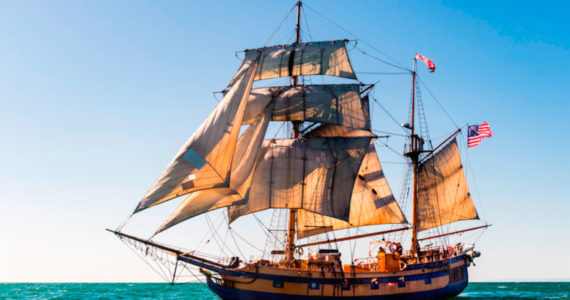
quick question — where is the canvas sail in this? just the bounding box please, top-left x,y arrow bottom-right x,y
229,40 -> 356,86
229,103 -> 273,196
155,188 -> 241,235
133,55 -> 261,213
416,139 -> 479,231
296,141 -> 406,239
242,84 -> 370,130
156,136 -> 370,234
303,124 -> 374,138
228,136 -> 371,223
154,107 -> 272,234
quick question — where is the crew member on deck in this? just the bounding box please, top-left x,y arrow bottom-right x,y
395,243 -> 403,256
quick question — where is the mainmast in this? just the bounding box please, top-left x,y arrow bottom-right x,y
285,0 -> 302,263
406,58 -> 423,256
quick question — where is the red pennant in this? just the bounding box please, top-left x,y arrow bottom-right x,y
415,53 -> 436,72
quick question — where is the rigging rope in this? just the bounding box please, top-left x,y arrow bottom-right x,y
229,227 -> 247,260
264,4 -> 297,46
463,131 -> 489,221
304,3 -> 410,72
121,238 -> 170,282
301,6 -> 313,42
371,95 -> 407,133
417,76 -> 460,129
374,139 -> 405,159
356,71 -> 410,75
231,227 -> 265,253
205,214 -> 231,259
195,213 -> 226,253
253,213 -> 286,248
372,129 -> 407,137
354,47 -> 411,72
116,213 -> 132,233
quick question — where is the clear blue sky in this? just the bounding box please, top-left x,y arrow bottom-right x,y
1,0 -> 569,282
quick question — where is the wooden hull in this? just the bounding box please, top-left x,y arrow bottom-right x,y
204,255 -> 469,299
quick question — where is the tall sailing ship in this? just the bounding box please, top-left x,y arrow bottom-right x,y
109,2 -> 490,299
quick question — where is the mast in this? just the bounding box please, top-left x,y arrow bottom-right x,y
285,0 -> 302,263
406,58 -> 421,256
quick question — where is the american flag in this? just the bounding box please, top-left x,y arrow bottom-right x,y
468,122 -> 493,148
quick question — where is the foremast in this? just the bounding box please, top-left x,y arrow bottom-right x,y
405,58 -> 423,256
285,0 -> 303,263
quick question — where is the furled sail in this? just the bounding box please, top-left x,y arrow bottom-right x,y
133,55 -> 261,213
229,40 -> 356,86
416,139 -> 479,231
228,136 -> 371,223
296,141 -> 407,239
242,84 -> 370,130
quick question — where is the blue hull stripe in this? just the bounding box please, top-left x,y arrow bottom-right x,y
207,277 -> 469,300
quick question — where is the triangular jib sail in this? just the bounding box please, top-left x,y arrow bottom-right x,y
134,38 -> 408,239
155,106 -> 273,234
134,54 -> 262,213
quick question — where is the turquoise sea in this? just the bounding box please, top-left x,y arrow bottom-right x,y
1,282 -> 568,299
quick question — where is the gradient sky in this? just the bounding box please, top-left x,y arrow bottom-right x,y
1,0 -> 569,282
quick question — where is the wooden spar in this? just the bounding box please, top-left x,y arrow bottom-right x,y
295,1 -> 301,44
297,227 -> 410,248
285,0 -> 303,263
291,0 -> 302,86
410,58 -> 420,256
105,228 -> 227,268
417,224 -> 491,242
420,125 -> 465,163
360,81 -> 379,95
285,208 -> 297,261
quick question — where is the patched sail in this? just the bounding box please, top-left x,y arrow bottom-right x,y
229,40 -> 356,86
416,139 -> 478,231
296,141 -> 407,239
242,84 -> 369,130
134,55 -> 261,213
154,107 -> 272,234
228,136 -> 371,223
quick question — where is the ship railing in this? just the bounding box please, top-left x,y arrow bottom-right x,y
354,244 -> 466,269
352,257 -> 376,270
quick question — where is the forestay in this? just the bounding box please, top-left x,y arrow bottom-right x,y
134,55 -> 261,213
416,139 -> 479,231
296,141 -> 406,239
242,84 -> 370,130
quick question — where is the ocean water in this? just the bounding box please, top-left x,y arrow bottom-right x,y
0,282 -> 568,299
